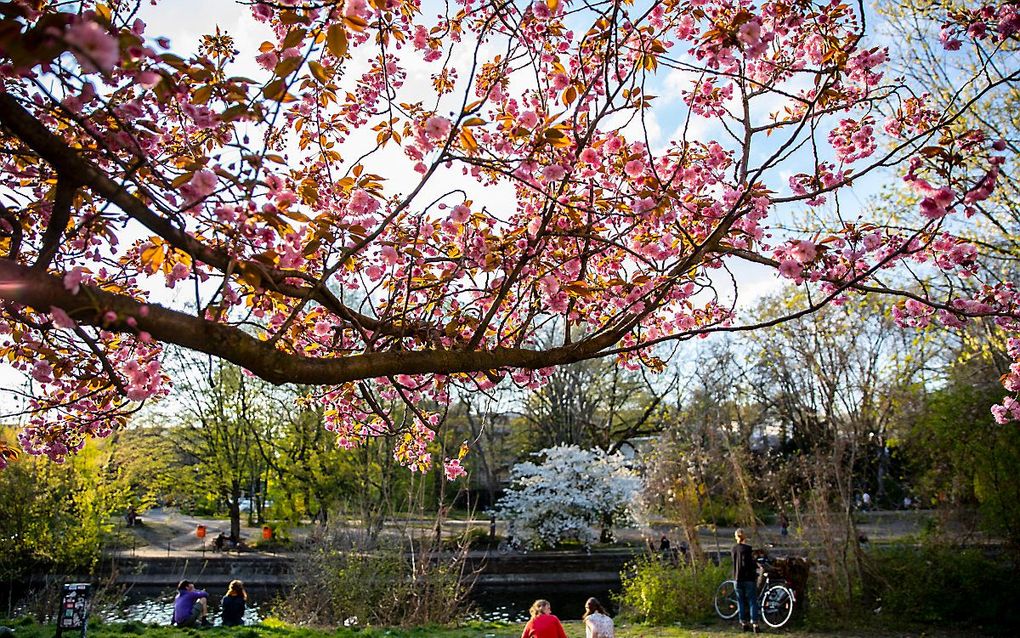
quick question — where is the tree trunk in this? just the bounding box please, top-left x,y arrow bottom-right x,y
229,480 -> 242,541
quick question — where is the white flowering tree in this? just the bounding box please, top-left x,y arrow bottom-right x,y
495,444 -> 643,549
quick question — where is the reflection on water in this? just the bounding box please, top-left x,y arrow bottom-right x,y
468,588 -> 617,623
100,586 -> 613,625
101,597 -> 261,626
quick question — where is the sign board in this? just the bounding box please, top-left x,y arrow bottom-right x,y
56,583 -> 91,638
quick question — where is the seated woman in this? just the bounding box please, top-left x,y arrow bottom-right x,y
583,597 -> 614,638
220,580 -> 247,627
520,599 -> 567,638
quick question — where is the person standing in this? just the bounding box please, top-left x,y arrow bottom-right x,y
582,597 -> 615,638
520,599 -> 567,638
779,512 -> 789,538
172,580 -> 210,627
732,529 -> 759,633
221,580 -> 247,627
658,535 -> 671,562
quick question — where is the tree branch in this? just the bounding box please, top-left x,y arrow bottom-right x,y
0,259 -> 613,386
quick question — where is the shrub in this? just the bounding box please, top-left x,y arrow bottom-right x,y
618,557 -> 728,625
274,527 -> 470,627
864,544 -> 1018,631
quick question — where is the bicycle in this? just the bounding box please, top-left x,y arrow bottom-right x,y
714,557 -> 796,629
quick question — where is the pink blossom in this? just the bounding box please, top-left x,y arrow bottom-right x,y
345,0 -> 371,21
518,110 -> 539,129
136,70 -> 161,88
424,116 -> 452,140
413,25 -> 429,50
790,240 -> 817,264
737,20 -> 761,48
998,5 -> 1020,38
919,196 -> 948,220
186,169 -> 218,201
252,3 -> 273,21
380,245 -> 399,265
256,51 -> 279,70
50,307 -> 75,329
624,159 -> 645,178
168,262 -> 190,284
32,361 -> 53,384
451,204 -> 470,223
542,164 -> 566,181
63,267 -> 84,294
443,457 -> 467,481
64,20 -> 119,74
314,320 -> 331,336
348,188 -> 381,217
778,259 -> 801,279
538,276 -> 559,296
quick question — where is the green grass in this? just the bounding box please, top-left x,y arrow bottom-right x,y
0,617 -> 993,638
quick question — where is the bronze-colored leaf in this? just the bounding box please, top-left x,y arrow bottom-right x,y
326,23 -> 349,57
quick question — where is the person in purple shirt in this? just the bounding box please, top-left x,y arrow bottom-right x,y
172,580 -> 210,627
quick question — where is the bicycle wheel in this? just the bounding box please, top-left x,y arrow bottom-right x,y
760,583 -> 795,628
714,580 -> 739,620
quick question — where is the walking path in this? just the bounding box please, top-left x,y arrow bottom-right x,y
107,507 -> 971,561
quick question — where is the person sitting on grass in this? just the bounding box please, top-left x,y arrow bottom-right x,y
582,597 -> 614,638
221,580 -> 247,627
520,599 -> 567,638
172,580 -> 210,627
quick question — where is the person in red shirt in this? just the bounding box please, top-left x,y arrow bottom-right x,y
521,599 -> 568,638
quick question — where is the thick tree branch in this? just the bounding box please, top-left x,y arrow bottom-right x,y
0,259 -> 613,386
32,176 -> 77,270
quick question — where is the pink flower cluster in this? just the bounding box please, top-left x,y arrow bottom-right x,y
940,2 -> 1020,50
443,457 -> 467,481
829,117 -> 876,164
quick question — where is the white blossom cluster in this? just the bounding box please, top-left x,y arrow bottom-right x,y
495,444 -> 644,549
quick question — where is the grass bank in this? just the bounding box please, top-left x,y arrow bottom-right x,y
0,617 -> 990,638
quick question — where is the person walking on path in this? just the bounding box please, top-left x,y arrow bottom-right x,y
582,597 -> 615,638
732,528 -> 759,633
520,599 -> 567,638
172,580 -> 210,627
220,580 -> 247,627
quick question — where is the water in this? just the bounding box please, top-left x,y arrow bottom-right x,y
105,587 -> 614,625
468,588 -> 617,623
100,597 -> 262,626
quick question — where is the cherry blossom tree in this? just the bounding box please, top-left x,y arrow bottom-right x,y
0,0 -> 1017,469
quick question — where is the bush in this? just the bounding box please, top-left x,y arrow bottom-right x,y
618,557 -> 728,625
450,526 -> 491,549
274,527 -> 470,627
864,544 -> 1018,631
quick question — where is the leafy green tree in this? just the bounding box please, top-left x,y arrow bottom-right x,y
171,359 -> 270,539
0,429 -> 126,582
905,375 -> 1020,549
108,424 -> 191,511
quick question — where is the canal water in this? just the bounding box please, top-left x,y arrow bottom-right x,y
97,586 -> 618,624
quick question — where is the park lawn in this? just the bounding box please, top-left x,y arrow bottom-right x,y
0,618 -> 988,638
